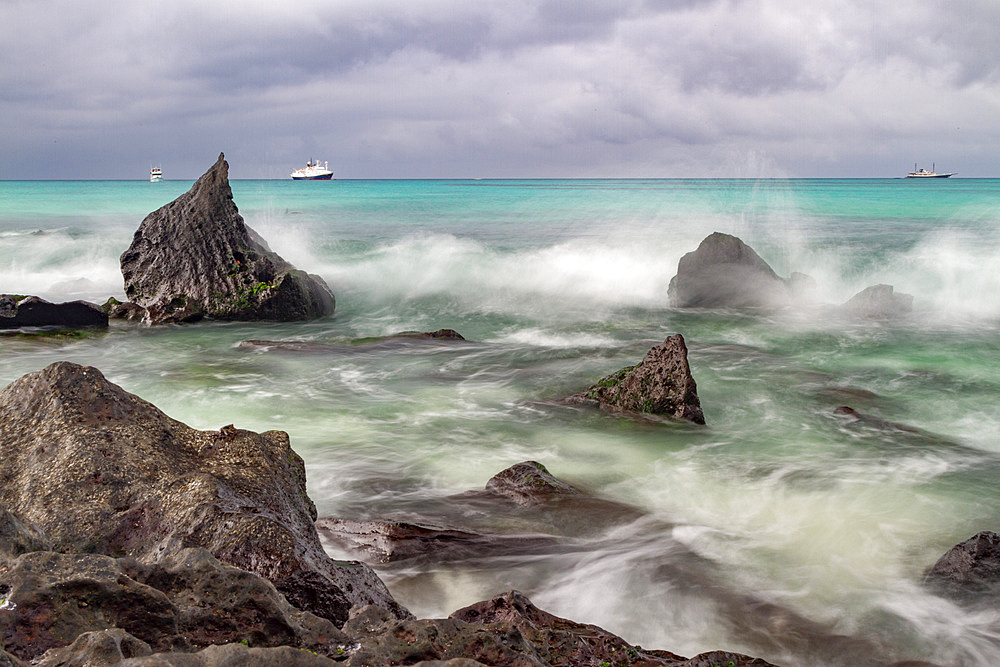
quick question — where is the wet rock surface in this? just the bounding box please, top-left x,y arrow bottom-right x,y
668,232 -> 790,308
842,284 -> 913,319
570,334 -> 705,424
118,153 -> 334,325
0,364 -> 784,667
239,329 -> 469,354
925,531 -> 1000,600
0,362 -> 407,626
0,295 -> 107,330
0,548 -> 346,662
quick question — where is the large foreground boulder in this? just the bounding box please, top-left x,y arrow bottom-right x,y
570,334 -> 705,424
119,153 -> 334,325
0,548 -> 347,663
668,232 -> 790,308
0,294 -> 107,330
0,362 -> 407,627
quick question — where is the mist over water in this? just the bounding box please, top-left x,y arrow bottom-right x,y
3,178 -> 1000,665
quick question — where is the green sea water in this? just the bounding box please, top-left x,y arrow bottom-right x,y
2,178 -> 1000,665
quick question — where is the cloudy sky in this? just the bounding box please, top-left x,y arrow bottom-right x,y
2,0 -> 998,179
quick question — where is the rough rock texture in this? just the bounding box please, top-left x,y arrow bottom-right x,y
571,334 -> 705,424
34,629 -> 152,666
483,460 -> 583,506
101,297 -> 147,322
0,548 -> 348,663
119,153 -> 334,325
120,644 -> 340,666
316,518 -> 558,566
925,531 -> 1000,599
340,593 -> 774,667
0,295 -> 107,330
843,284 -> 913,319
0,362 -> 408,626
668,232 -> 789,308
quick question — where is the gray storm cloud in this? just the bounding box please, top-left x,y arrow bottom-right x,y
1,0 -> 996,178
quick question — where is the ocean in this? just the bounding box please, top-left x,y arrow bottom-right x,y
2,177 -> 1000,665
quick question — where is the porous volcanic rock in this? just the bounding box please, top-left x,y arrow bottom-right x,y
0,362 -> 408,627
119,153 -> 334,325
925,531 -> 1000,600
668,232 -> 790,308
339,592 -> 775,667
843,284 -> 913,319
120,644 -> 340,666
0,295 -> 107,330
571,334 -> 705,424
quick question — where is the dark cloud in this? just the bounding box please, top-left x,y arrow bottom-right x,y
1,0 -> 998,179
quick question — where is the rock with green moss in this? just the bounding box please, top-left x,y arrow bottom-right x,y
572,334 -> 705,424
119,153 -> 334,325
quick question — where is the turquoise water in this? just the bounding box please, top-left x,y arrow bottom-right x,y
2,178 -> 1000,665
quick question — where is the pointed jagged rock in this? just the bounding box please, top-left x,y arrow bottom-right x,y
119,153 -> 334,325
0,362 -> 408,627
572,334 -> 705,424
668,232 -> 790,308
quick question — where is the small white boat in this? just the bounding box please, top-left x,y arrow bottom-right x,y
290,160 -> 333,180
906,163 -> 954,178
150,166 -> 162,182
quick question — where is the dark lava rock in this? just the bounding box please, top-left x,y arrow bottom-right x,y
668,232 -> 789,308
0,362 -> 408,626
341,595 -> 777,666
450,590 -> 685,666
0,547 -> 347,663
483,460 -> 582,506
925,531 -> 1000,599
101,297 -> 147,322
842,284 -> 913,319
34,628 -> 152,666
0,542 -> 348,665
316,518 -> 558,565
119,153 -> 334,325
0,295 -> 107,330
571,334 -> 705,424
120,644 -> 340,666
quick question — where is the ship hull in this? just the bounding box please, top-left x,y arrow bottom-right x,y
291,173 -> 334,180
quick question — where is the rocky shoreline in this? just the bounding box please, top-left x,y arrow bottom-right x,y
0,156 -> 984,666
0,361 -> 778,666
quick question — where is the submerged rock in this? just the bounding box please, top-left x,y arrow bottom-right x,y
668,232 -> 789,308
0,362 -> 408,627
925,531 -> 1000,600
119,153 -> 334,325
843,284 -> 913,319
571,334 -> 705,424
0,294 -> 107,330
239,329 -> 469,354
316,518 -> 559,566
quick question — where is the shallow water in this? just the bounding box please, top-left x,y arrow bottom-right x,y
2,177 -> 1000,665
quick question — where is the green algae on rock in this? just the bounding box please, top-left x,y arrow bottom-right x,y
118,153 -> 334,325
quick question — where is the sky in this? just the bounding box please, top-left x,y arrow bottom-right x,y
2,0 -> 998,179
